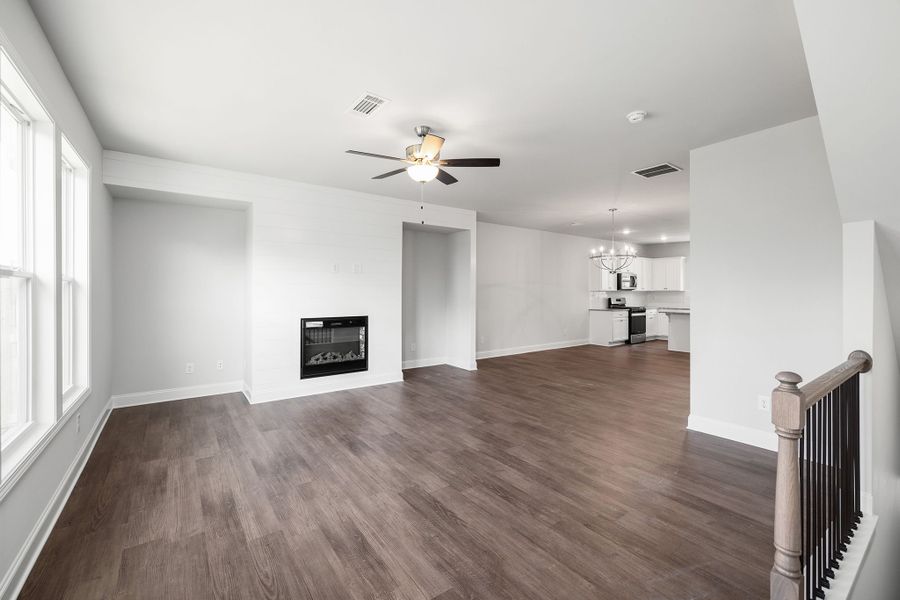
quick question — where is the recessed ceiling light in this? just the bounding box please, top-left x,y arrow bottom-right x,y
660,234 -> 668,241
622,228 -> 631,235
570,222 -> 582,226
626,110 -> 647,124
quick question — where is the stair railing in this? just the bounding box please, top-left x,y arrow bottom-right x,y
770,350 -> 872,600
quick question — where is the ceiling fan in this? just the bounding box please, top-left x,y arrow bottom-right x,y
346,125 -> 500,185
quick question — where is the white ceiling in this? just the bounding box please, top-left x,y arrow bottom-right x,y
30,0 -> 816,243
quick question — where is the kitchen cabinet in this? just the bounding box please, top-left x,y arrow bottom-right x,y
589,261 -> 618,292
589,310 -> 629,346
646,309 -> 658,337
589,256 -> 684,292
648,257 -> 685,291
600,268 -> 618,292
657,312 -> 669,337
633,257 -> 652,291
612,314 -> 628,342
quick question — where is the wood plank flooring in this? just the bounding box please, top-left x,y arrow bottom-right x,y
21,342 -> 776,599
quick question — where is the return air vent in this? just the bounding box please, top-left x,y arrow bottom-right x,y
632,163 -> 682,178
349,93 -> 389,117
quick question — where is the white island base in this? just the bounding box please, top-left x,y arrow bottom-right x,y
659,309 -> 690,352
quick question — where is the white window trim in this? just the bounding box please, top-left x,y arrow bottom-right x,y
60,135 -> 90,415
0,84 -> 35,464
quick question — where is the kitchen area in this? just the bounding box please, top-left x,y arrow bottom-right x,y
588,246 -> 690,352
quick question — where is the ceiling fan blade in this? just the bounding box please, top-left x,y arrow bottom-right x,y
439,158 -> 500,167
346,150 -> 407,161
435,169 -> 458,185
372,168 -> 407,180
420,134 -> 445,159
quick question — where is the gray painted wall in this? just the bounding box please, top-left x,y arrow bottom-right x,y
112,199 -> 247,394
0,0 -> 113,594
689,116 -> 843,447
793,1 -> 900,594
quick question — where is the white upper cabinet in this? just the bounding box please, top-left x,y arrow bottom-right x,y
589,256 -> 685,292
588,260 -> 617,291
633,257 -> 652,291
644,257 -> 686,291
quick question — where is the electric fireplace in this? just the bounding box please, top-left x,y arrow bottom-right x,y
300,316 -> 368,379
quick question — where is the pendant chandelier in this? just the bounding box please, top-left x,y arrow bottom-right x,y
590,208 -> 637,273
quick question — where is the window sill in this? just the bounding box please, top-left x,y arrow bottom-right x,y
63,385 -> 91,415
0,386 -> 95,503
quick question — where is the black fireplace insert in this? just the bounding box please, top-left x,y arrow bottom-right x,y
300,316 -> 368,379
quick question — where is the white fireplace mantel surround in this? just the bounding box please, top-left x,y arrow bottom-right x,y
103,151 -> 477,404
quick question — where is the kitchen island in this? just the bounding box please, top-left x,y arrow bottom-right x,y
658,308 -> 690,352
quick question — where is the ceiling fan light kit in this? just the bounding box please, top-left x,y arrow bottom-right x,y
407,163 -> 439,183
346,125 -> 500,186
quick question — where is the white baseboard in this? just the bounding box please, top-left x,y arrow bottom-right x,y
241,381 -> 252,403
687,414 -> 778,451
476,339 -> 588,360
0,397 -> 112,600
110,381 -> 244,408
825,514 -> 878,600
402,357 -> 448,370
402,357 -> 478,371
248,372 -> 404,404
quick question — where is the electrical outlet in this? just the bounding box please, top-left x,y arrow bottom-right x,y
758,395 -> 770,412
185,362 -> 194,374
353,263 -> 362,274
479,336 -> 485,345
76,413 -> 81,433
410,342 -> 417,352
332,263 -> 340,273
216,360 -> 224,370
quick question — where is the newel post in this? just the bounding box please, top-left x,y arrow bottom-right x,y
770,371 -> 804,600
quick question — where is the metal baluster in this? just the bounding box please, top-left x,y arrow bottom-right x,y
813,400 -> 821,598
818,398 -> 826,598
801,411 -> 807,600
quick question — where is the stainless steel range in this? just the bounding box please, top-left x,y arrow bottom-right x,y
608,298 -> 646,344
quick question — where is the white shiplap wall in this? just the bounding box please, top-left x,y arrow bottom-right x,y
103,151 -> 477,404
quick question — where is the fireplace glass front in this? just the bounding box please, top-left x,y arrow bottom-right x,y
300,316 -> 368,379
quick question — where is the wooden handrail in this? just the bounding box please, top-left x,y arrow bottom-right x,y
769,350 -> 872,600
798,350 -> 872,410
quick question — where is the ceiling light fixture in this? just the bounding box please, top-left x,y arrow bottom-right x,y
407,162 -> 439,183
626,110 -> 647,124
589,208 -> 637,273
622,228 -> 631,235
660,234 -> 668,241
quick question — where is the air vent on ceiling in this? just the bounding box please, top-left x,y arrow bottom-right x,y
632,162 -> 682,178
349,92 -> 389,117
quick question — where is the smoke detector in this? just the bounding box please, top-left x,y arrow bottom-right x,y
626,110 -> 647,124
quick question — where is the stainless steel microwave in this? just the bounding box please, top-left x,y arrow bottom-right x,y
617,272 -> 637,290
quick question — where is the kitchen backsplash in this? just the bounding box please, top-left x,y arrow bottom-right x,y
589,290 -> 690,309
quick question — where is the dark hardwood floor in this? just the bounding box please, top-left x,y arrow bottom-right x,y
21,342 -> 776,599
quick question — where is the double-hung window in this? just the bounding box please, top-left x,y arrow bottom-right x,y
60,136 -> 89,409
0,83 -> 32,455
1,46 -> 72,486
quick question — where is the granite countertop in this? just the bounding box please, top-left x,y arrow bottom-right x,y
589,308 -> 628,311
